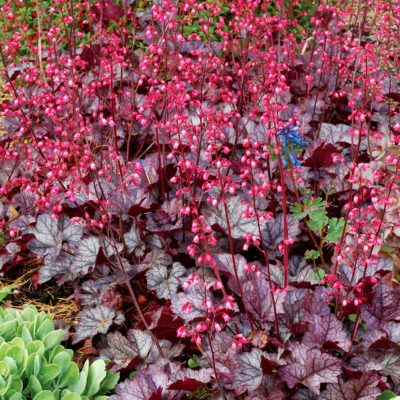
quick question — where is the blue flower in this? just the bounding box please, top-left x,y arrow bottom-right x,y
277,126 -> 308,168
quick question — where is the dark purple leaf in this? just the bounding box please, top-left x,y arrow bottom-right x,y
28,214 -> 82,259
339,258 -> 393,287
136,249 -> 172,273
112,363 -> 182,400
302,287 -> 332,316
279,343 -> 342,394
380,352 -> 400,387
361,284 -> 400,330
262,214 -> 300,249
124,223 -> 145,256
261,353 -> 286,374
292,388 -> 320,399
303,313 -> 351,352
39,251 -> 80,284
242,274 -> 286,323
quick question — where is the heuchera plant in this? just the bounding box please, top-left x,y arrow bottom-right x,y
0,0 -> 400,398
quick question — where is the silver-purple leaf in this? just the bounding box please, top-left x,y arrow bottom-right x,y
205,196 -> 265,239
27,214 -> 64,259
39,251 -> 80,284
232,349 -> 263,394
70,236 -> 100,275
321,373 -> 381,400
73,305 -> 124,344
146,262 -> 186,300
107,331 -> 138,370
123,224 -> 145,256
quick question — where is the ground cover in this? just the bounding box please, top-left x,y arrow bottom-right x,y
0,0 -> 400,398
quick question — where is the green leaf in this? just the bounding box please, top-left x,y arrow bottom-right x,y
0,286 -> 12,303
52,351 -> 72,376
22,325 -> 33,345
9,392 -> 23,400
0,320 -> 17,341
6,345 -> 24,365
26,353 -> 41,377
9,375 -> 22,393
84,360 -> 106,398
188,355 -> 200,368
58,363 -> 80,388
68,370 -> 87,395
29,375 -> 43,396
27,341 -> 45,356
98,366 -> 119,394
33,391 -> 56,400
61,393 -> 82,400
304,249 -> 320,260
311,269 -> 325,280
0,375 -> 12,396
378,391 -> 400,400
0,361 -> 10,378
35,319 -> 54,340
325,217 -> 347,244
43,330 -> 64,351
21,307 -> 38,322
38,363 -> 62,384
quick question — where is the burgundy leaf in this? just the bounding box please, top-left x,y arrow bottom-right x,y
303,141 -> 338,169
261,354 -> 286,374
91,0 -> 124,22
167,377 -> 203,392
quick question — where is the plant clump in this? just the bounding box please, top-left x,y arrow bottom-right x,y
0,305 -> 118,400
